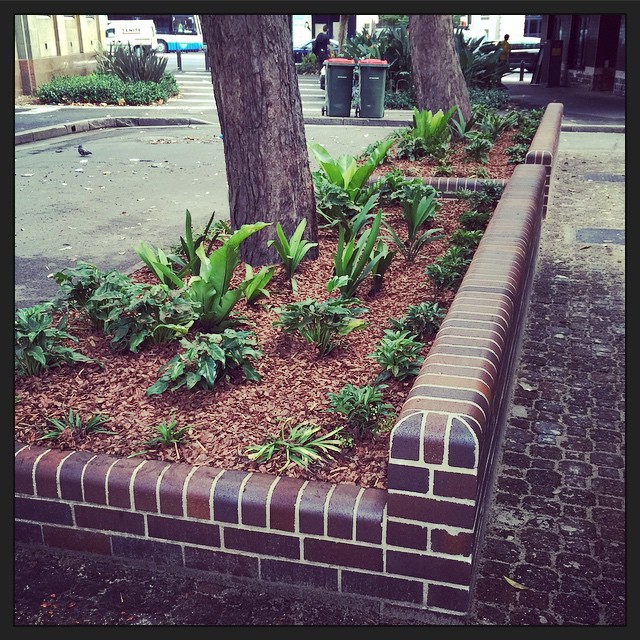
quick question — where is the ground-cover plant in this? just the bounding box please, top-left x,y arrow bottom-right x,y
187,222 -> 270,331
326,383 -> 395,440
246,421 -> 344,472
14,302 -> 101,377
389,301 -> 447,337
272,296 -> 368,356
129,415 -> 192,458
51,261 -> 112,307
267,219 -> 318,292
449,228 -> 484,257
383,190 -> 444,263
369,329 -> 426,383
39,409 -> 114,442
243,264 -> 277,304
328,209 -> 388,298
396,106 -> 456,161
309,138 -> 395,206
146,330 -> 263,396
463,131 -> 493,163
100,283 -> 198,352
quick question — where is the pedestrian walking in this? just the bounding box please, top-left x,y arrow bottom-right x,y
498,34 -> 511,63
312,24 -> 331,72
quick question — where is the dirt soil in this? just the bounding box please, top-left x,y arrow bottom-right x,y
14,132 -> 517,490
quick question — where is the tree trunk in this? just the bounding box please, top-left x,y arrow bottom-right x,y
337,15 -> 349,55
201,15 -> 318,266
408,15 -> 472,122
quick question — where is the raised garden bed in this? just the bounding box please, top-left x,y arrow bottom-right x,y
15,103 -> 563,618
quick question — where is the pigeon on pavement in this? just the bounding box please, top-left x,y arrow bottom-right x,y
77,145 -> 92,156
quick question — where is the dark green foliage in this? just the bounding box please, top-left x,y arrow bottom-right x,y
95,43 -> 168,82
459,209 -> 492,230
506,143 -> 530,164
39,409 -> 114,442
453,28 -> 509,88
51,261 -> 112,307
273,297 -> 368,356
146,330 -> 263,396
468,87 -> 510,110
389,301 -> 447,337
326,383 -> 395,440
464,131 -> 493,163
15,302 -> 102,377
369,329 -> 425,383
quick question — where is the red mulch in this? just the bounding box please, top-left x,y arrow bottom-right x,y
15,132 -> 518,489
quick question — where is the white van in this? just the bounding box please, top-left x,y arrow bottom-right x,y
105,20 -> 158,52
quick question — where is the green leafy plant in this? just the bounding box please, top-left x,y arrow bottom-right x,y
505,143 -> 530,164
309,138 -> 394,205
129,415 -> 192,457
51,261 -> 111,307
243,264 -> 277,304
39,408 -> 113,442
453,29 -> 509,88
246,421 -> 344,472
455,183 -> 503,212
326,383 -> 395,440
449,228 -> 484,257
273,296 -> 367,356
186,222 -> 270,331
370,240 -> 396,293
368,329 -> 426,383
267,219 -> 318,292
464,131 -> 493,163
432,160 -> 454,176
15,302 -> 101,377
459,209 -> 492,231
134,241 -> 185,289
146,330 -> 263,396
94,42 -> 168,83
477,109 -> 519,140
449,105 -> 477,142
389,301 -> 447,337
328,209 -> 386,299
383,190 -> 444,263
100,283 -> 198,353
412,105 -> 457,145
425,246 -> 472,293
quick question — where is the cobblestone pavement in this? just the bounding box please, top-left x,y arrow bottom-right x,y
13,131 -> 626,627
468,132 -> 626,626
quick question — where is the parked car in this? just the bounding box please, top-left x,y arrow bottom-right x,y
293,38 -> 339,63
480,36 -> 541,73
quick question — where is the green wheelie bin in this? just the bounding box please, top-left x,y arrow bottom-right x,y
356,58 -> 389,118
322,58 -> 356,117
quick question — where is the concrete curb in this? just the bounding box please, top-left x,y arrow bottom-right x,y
15,116 -> 624,145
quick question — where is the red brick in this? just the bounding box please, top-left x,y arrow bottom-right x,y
387,549 -> 472,585
59,450 -> 97,501
426,583 -> 470,613
184,546 -> 259,578
15,496 -> 72,525
132,459 -> 170,513
186,465 -> 223,520
298,481 -> 332,534
224,527 -> 300,559
240,472 -> 274,527
213,469 -> 250,523
75,504 -> 145,534
327,484 -> 360,539
158,462 -> 193,516
304,538 -> 383,571
342,570 -> 424,604
387,494 -> 476,529
148,514 -> 220,546
261,558 -> 339,591
270,476 -> 305,532
43,525 -> 111,555
354,488 -> 386,544
387,520 -> 427,550
433,470 -> 478,499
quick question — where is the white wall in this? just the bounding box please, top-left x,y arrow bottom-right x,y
467,14 -> 526,42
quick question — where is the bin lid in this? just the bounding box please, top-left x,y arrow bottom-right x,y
326,57 -> 355,65
359,58 -> 389,66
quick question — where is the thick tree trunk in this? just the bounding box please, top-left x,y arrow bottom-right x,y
337,15 -> 349,55
201,15 -> 318,265
408,15 -> 472,122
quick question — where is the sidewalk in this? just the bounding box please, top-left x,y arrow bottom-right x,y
14,84 -> 626,624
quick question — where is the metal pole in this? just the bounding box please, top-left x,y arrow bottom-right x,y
176,49 -> 182,71
519,60 -> 525,81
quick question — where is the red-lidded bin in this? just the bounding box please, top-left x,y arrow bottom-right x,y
357,58 -> 389,118
322,58 -> 355,117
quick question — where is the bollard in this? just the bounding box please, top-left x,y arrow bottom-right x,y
176,49 -> 182,71
519,60 -> 525,81
204,44 -> 210,70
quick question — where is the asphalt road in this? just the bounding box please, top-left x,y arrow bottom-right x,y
14,123 -> 397,309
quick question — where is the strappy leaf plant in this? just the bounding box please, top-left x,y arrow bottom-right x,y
327,209 -> 385,299
128,415 -> 192,457
243,264 -> 277,304
370,239 -> 396,293
186,222 -> 270,331
389,301 -> 447,337
39,409 -> 114,442
246,421 -> 344,472
309,137 -> 394,205
267,219 -> 318,292
383,190 -> 445,263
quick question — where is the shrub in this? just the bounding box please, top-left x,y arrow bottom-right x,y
146,330 -> 263,396
39,409 -> 113,442
389,301 -> 447,337
273,296 -> 368,356
15,302 -> 101,377
95,43 -> 168,82
267,219 -> 318,292
369,329 -> 426,383
326,383 -> 395,440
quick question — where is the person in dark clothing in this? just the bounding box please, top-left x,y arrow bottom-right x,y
312,25 -> 331,72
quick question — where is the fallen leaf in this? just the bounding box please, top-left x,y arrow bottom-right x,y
503,576 -> 528,590
518,381 -> 535,391
21,173 -> 34,177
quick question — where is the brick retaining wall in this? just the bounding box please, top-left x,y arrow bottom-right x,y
14,105 -> 562,619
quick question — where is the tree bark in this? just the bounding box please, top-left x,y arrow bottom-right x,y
201,15 -> 318,265
408,15 -> 472,122
337,15 -> 349,55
